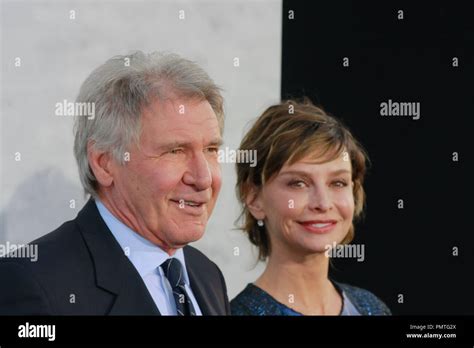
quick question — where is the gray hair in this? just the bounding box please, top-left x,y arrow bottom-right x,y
73,51 -> 224,198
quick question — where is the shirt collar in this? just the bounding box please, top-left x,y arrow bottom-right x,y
95,199 -> 190,284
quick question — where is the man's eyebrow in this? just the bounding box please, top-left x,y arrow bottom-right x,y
157,138 -> 223,150
157,141 -> 190,150
208,138 -> 224,147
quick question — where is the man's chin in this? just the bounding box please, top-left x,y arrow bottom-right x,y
171,228 -> 206,247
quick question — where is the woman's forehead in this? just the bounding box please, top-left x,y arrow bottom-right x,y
281,154 -> 352,174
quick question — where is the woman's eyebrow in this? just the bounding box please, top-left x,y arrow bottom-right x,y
279,170 -> 312,178
330,169 -> 352,176
279,169 -> 351,177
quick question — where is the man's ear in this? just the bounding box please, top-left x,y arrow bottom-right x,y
87,141 -> 114,188
245,186 -> 265,220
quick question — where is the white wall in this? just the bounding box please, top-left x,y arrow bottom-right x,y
0,0 -> 282,299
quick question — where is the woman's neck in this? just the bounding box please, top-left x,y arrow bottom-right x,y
254,243 -> 342,315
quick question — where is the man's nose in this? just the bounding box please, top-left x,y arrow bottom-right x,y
182,152 -> 212,190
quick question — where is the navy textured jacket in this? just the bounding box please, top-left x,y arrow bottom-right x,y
231,281 -> 391,315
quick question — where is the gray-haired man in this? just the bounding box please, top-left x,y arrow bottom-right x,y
0,51 -> 230,315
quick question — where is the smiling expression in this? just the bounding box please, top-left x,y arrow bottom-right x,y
253,153 -> 355,255
107,97 -> 222,250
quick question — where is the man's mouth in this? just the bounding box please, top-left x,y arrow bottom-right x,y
170,199 -> 206,208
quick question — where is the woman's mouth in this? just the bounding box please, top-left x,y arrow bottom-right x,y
297,220 -> 337,234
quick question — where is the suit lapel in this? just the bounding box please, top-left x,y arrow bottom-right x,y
76,199 -> 160,315
184,247 -> 219,315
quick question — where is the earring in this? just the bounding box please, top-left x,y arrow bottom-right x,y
257,219 -> 264,227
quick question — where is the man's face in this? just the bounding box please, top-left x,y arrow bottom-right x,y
109,97 -> 222,252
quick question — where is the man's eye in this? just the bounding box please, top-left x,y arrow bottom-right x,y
206,147 -> 219,154
169,148 -> 184,154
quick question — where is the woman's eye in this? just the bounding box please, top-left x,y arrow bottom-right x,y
332,180 -> 348,188
288,180 -> 307,188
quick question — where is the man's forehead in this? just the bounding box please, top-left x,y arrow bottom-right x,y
142,120 -> 222,147
144,96 -> 213,114
141,99 -> 217,130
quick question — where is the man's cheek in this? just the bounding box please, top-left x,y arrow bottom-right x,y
151,167 -> 183,188
213,176 -> 222,195
116,167 -> 139,195
211,163 -> 222,185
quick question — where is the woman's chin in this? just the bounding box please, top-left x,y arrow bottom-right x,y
292,234 -> 346,256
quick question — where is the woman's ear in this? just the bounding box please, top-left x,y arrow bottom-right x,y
245,186 -> 266,220
87,141 -> 114,188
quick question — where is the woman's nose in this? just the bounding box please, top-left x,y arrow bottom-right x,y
308,186 -> 332,212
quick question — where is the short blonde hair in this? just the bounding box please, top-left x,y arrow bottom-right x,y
236,98 -> 369,261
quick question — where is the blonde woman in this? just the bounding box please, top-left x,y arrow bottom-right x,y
231,99 -> 391,316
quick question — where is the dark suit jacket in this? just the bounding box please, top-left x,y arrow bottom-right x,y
0,199 -> 231,315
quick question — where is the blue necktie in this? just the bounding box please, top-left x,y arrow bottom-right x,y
161,258 -> 196,316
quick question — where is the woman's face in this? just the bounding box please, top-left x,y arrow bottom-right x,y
252,152 -> 355,256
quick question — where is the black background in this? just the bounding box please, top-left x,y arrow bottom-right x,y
282,0 -> 473,315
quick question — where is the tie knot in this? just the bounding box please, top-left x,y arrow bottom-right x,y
161,258 -> 185,288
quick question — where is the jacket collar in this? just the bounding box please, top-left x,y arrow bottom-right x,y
184,247 -> 218,315
75,198 -> 218,315
76,198 -> 160,315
